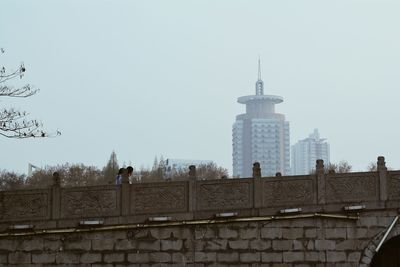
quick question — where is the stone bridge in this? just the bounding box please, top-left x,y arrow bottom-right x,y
0,157 -> 399,266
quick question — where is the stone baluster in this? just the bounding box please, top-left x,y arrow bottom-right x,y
121,168 -> 130,216
316,159 -> 326,205
377,156 -> 388,201
188,165 -> 196,216
253,162 -> 262,211
51,172 -> 61,219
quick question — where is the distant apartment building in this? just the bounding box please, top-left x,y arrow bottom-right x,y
232,60 -> 290,178
291,129 -> 330,175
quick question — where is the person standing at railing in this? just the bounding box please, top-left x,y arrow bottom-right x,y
115,168 -> 124,185
127,166 -> 134,184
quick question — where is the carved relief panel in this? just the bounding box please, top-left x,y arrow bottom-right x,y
389,173 -> 400,200
196,179 -> 253,211
0,190 -> 49,221
326,173 -> 378,203
263,178 -> 315,207
131,182 -> 188,214
60,186 -> 119,218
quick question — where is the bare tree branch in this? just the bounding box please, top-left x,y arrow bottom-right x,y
0,85 -> 39,98
0,48 -> 60,138
0,63 -> 26,83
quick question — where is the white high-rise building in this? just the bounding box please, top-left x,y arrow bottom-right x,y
291,129 -> 330,175
232,59 -> 290,178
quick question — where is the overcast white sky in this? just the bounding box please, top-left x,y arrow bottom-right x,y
1,0 -> 400,175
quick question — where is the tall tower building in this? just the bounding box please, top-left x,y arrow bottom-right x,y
232,60 -> 290,178
291,129 -> 330,175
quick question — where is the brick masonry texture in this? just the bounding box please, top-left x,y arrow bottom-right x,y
0,210 -> 398,266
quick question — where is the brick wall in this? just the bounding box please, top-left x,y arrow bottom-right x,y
0,209 -> 399,266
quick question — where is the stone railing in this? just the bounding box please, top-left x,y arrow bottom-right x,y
0,156 -> 399,229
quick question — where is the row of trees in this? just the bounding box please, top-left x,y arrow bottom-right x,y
0,152 -> 229,190
323,161 -> 353,173
318,160 -> 391,174
310,160 -> 386,174
136,155 -> 228,182
0,164 -> 103,190
0,157 -> 387,191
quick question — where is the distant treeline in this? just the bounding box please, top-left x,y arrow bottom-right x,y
0,152 -> 228,191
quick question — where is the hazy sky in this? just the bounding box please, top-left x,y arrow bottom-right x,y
1,0 -> 400,175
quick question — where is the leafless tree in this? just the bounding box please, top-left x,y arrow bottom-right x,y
0,48 -> 59,138
101,151 -> 119,184
25,163 -> 103,188
367,162 -> 377,172
167,162 -> 229,181
310,160 -> 353,174
138,158 -> 229,182
0,170 -> 25,191
326,160 -> 352,173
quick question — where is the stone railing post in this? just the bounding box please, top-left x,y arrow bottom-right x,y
121,169 -> 130,216
377,156 -> 388,201
253,162 -> 262,210
188,165 -> 196,216
316,159 -> 326,205
189,165 -> 196,179
51,172 -> 61,219
252,162 -> 261,179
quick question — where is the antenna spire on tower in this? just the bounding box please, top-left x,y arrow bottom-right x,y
255,56 -> 264,95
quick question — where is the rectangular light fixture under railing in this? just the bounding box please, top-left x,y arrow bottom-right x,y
215,212 -> 238,218
8,224 -> 34,230
344,205 -> 366,211
79,219 -> 104,226
280,208 -> 302,214
148,216 -> 172,222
